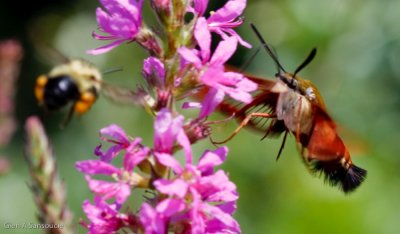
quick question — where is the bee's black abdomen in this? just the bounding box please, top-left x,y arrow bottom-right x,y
312,160 -> 367,193
43,75 -> 80,110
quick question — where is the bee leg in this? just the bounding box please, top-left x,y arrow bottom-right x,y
74,91 -> 97,115
211,112 -> 276,145
60,91 -> 97,128
34,75 -> 47,104
60,104 -> 75,128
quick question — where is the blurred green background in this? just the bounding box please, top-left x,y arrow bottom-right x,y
1,0 -> 399,233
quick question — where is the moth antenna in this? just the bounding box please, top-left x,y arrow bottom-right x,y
250,23 -> 286,74
293,48 -> 317,77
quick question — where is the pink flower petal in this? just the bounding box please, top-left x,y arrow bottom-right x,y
216,201 -> 237,214
199,88 -> 225,118
182,102 -> 202,109
195,17 -> 211,61
154,152 -> 183,174
87,39 -> 126,55
233,73 -> 258,92
178,47 -> 202,68
139,203 -> 166,234
221,28 -> 252,48
123,145 -> 149,171
197,146 -> 228,174
86,176 -> 131,205
76,160 -> 120,175
154,179 -> 189,198
154,108 -> 185,154
189,0 -> 209,16
207,0 -> 246,23
210,37 -> 238,65
203,204 -> 241,233
143,56 -> 165,83
95,144 -> 124,162
177,129 -> 193,164
156,198 -> 186,216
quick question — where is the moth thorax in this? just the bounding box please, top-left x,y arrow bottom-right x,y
276,89 -> 313,135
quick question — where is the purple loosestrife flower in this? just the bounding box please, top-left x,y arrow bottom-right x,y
142,57 -> 172,110
76,124 -> 150,207
152,146 -> 241,233
206,0 -> 250,48
143,57 -> 166,87
88,0 -> 144,55
190,0 -> 250,48
94,124 -> 142,162
82,196 -> 130,234
179,18 -> 257,117
139,198 -> 186,233
154,108 -> 192,159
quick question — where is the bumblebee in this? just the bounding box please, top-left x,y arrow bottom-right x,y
35,58 -> 153,125
35,59 -> 102,120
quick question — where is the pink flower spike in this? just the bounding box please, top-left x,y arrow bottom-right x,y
88,0 -> 144,54
154,179 -> 189,198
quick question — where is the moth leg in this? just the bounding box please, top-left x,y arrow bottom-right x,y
276,130 -> 288,161
212,112 -> 276,144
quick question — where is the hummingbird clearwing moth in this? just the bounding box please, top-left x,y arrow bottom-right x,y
211,24 -> 367,193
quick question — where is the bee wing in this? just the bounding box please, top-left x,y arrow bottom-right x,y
34,45 -> 70,65
100,82 -> 153,107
